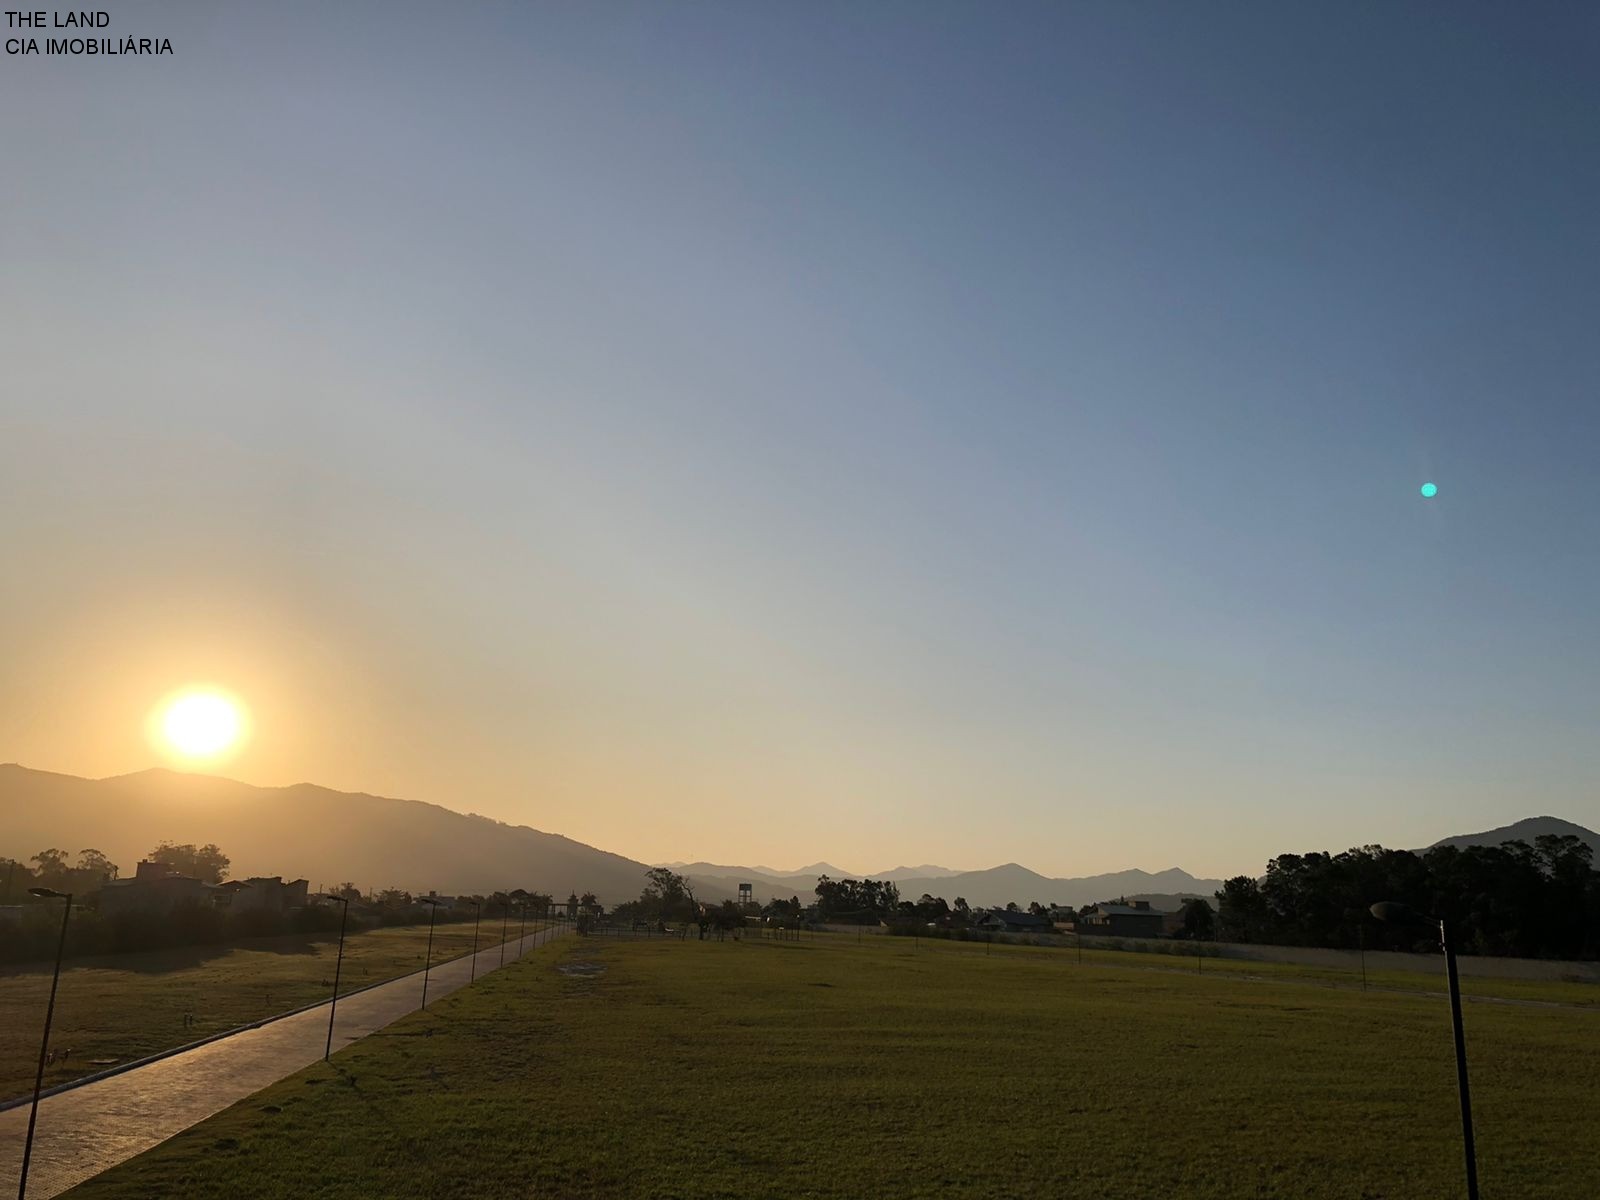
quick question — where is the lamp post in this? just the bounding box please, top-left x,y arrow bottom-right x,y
466,899 -> 482,983
517,900 -> 528,954
18,887 -> 71,1200
1370,901 -> 1478,1200
316,893 -> 351,1061
418,896 -> 442,1010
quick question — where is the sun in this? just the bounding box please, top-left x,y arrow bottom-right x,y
152,688 -> 249,761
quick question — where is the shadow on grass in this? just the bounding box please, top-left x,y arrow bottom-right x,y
2,919 -> 495,979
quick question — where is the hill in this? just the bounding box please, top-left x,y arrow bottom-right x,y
872,864 -> 963,881
1426,815 -> 1599,858
0,764 -> 730,907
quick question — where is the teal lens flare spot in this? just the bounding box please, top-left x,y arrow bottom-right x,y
1420,482 -> 1438,498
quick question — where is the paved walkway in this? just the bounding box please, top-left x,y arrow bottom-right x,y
0,923 -> 565,1198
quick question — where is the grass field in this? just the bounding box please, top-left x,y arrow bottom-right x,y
0,918 -> 542,1102
59,929 -> 1600,1200
877,929 -> 1600,1008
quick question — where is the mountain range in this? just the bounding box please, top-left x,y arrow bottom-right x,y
1425,815 -> 1598,858
0,764 -> 739,906
3,763 -> 1593,913
661,860 -> 1224,912
665,816 -> 1600,911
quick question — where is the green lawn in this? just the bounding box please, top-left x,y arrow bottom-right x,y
891,932 -> 1600,1007
61,930 -> 1600,1200
0,918 -> 539,1102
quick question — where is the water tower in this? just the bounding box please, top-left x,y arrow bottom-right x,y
739,882 -> 754,909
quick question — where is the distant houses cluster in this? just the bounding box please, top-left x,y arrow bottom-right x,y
96,859 -> 310,916
970,899 -> 1166,938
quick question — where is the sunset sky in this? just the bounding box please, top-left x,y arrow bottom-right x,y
3,3 -> 1598,879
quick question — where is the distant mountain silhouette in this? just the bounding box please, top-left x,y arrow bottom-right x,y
1426,815 -> 1599,858
0,764 -> 734,906
795,861 -> 849,875
747,861 -> 854,878
28,765 -> 1577,918
680,858 -> 1224,911
872,864 -> 963,881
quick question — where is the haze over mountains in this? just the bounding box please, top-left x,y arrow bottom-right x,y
663,860 -> 1225,912
668,816 -> 1600,911
4,764 -> 1594,914
0,764 -> 737,906
661,861 -> 963,882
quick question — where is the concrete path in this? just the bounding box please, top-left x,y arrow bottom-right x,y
0,922 -> 565,1199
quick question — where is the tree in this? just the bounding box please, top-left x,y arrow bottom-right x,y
710,900 -> 744,935
813,876 -> 900,922
76,849 -> 118,882
1215,876 -> 1269,943
0,857 -> 32,903
641,868 -> 695,921
764,895 -> 803,920
913,893 -> 950,923
1181,897 -> 1217,941
149,842 -> 230,884
31,848 -> 71,889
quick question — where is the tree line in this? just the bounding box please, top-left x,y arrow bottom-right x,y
1215,835 -> 1598,959
1,842 -> 232,900
0,843 -> 562,966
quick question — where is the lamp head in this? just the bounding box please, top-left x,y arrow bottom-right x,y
1370,901 -> 1433,925
28,886 -> 68,900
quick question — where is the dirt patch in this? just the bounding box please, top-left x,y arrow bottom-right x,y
558,962 -> 607,977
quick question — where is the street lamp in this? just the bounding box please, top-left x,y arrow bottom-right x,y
1370,901 -> 1479,1200
315,893 -> 351,1061
465,898 -> 482,983
418,896 -> 442,1010
18,887 -> 71,1200
517,899 -> 528,955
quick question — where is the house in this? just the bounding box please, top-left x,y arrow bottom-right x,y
971,909 -> 1055,935
1075,900 -> 1165,939
215,876 -> 310,913
95,860 -> 215,915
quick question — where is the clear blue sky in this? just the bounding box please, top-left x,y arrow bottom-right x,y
3,2 -> 1597,878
